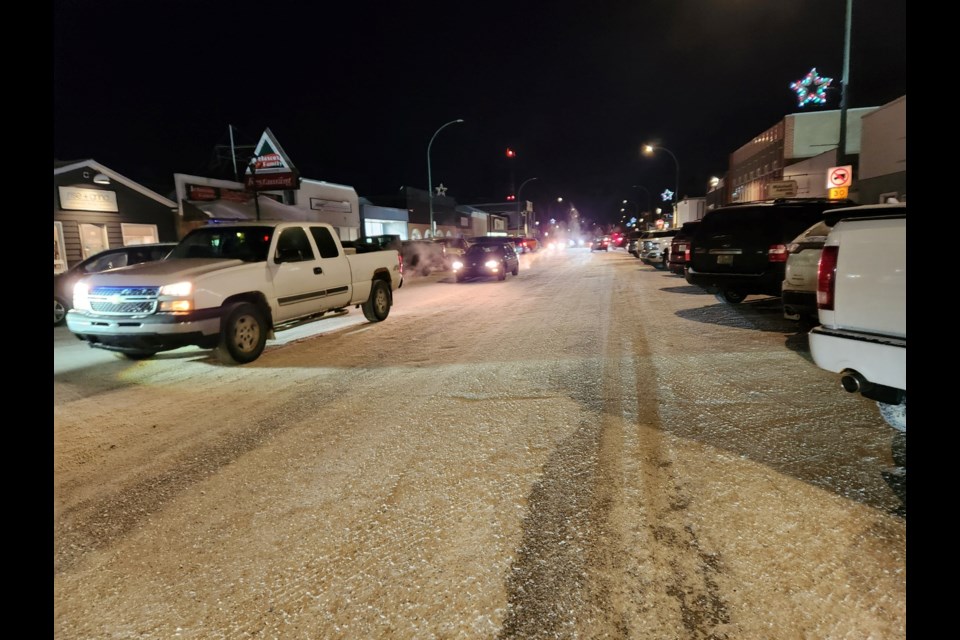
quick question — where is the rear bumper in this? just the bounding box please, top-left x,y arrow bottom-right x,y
809,326 -> 907,391
685,267 -> 783,296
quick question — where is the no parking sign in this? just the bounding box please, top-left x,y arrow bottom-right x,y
826,165 -> 853,189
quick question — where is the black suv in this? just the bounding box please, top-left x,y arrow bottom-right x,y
685,198 -> 852,304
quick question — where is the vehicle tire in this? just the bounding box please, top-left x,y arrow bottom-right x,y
361,280 -> 391,322
455,273 -> 464,283
877,397 -> 906,433
716,289 -> 746,304
121,350 -> 157,360
54,298 -> 68,326
512,263 -> 519,276
498,265 -> 507,281
216,302 -> 268,364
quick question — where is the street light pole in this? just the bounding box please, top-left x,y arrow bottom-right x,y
516,177 -> 538,236
643,145 -> 680,227
427,119 -> 464,238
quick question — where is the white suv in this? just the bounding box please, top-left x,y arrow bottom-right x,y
639,229 -> 678,269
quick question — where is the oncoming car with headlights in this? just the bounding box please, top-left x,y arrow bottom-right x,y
452,242 -> 519,282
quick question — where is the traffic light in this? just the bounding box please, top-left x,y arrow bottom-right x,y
506,194 -> 516,201
506,148 -> 516,158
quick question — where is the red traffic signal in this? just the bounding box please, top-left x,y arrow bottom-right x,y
506,194 -> 516,201
506,148 -> 516,158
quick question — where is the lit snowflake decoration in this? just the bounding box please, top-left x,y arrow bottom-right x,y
790,68 -> 833,107
661,189 -> 674,202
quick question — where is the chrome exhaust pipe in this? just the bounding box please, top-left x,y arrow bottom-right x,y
840,371 -> 866,394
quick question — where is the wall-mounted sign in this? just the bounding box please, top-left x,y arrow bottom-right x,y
58,187 -> 119,212
187,184 -> 250,202
309,198 -> 352,214
766,180 -> 798,199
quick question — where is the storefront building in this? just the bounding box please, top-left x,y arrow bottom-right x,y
54,160 -> 178,274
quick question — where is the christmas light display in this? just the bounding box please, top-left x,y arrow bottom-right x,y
790,68 -> 833,107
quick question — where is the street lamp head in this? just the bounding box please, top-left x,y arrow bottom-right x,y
642,144 -> 655,155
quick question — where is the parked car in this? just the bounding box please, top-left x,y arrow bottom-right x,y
667,221 -> 700,275
639,229 -> 679,269
400,239 -> 447,276
781,220 -> 832,324
686,198 -> 853,304
626,231 -> 643,258
54,242 -> 176,326
452,242 -> 519,282
590,237 -> 610,252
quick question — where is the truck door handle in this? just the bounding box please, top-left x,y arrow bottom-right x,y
314,266 -> 323,275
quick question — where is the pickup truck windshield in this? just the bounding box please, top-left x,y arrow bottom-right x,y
170,226 -> 275,262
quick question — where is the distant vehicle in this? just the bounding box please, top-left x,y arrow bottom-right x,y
452,242 -> 519,282
639,229 -> 679,269
590,237 -> 609,252
400,239 -> 447,276
511,237 -> 540,253
686,198 -> 853,304
54,243 -> 176,326
344,234 -> 403,253
626,231 -> 645,258
667,221 -> 700,275
433,237 -> 469,269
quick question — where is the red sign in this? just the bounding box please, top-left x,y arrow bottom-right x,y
244,172 -> 299,190
187,184 -> 218,201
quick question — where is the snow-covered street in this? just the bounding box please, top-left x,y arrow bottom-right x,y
54,247 -> 905,639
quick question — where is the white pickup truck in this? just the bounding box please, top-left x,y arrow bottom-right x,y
66,221 -> 404,364
808,203 -> 906,432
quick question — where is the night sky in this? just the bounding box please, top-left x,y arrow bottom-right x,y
53,0 -> 906,224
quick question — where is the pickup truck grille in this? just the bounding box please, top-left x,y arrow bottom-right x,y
88,285 -> 161,315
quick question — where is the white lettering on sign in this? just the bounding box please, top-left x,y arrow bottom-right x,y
58,187 -> 119,212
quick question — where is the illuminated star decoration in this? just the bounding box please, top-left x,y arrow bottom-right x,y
790,68 -> 833,107
661,189 -> 674,202
435,183 -> 448,196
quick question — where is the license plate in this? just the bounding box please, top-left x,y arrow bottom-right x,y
716,255 -> 733,265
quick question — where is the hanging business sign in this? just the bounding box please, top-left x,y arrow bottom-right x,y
245,127 -> 300,190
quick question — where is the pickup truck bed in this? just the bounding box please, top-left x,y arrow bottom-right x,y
808,204 -> 906,431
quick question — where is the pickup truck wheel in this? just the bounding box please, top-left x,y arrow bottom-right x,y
54,297 -> 68,325
716,289 -> 746,304
216,302 -> 267,364
877,398 -> 906,433
361,280 -> 391,322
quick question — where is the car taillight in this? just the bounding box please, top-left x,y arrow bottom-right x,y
398,254 -> 404,274
817,245 -> 838,310
768,243 -> 788,263
684,248 -> 690,262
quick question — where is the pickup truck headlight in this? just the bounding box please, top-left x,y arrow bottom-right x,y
158,281 -> 195,312
72,281 -> 90,311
